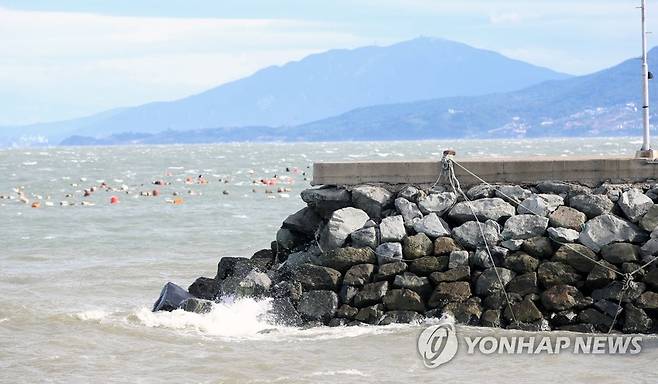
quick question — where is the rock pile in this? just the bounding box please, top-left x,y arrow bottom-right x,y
154,181 -> 658,333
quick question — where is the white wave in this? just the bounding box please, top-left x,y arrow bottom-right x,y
74,310 -> 109,321
309,369 -> 369,377
0,318 -> 8,323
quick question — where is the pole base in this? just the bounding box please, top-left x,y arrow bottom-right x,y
635,149 -> 657,159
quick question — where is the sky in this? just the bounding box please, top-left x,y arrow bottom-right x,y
0,0 -> 655,126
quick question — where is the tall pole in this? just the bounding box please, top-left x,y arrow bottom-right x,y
641,0 -> 652,152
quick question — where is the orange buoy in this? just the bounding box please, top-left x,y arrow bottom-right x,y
31,201 -> 41,208
110,196 -> 119,204
173,197 -> 183,205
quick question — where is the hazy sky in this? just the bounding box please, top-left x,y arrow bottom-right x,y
0,0 -> 655,125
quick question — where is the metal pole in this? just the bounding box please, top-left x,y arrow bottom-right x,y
641,0 -> 651,151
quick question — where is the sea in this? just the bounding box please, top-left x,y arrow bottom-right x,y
1,138 -> 657,383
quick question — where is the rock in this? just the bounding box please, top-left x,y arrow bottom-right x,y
553,244 -> 599,273
586,260 -> 618,289
430,266 -> 471,284
592,281 -> 646,303
354,304 -> 385,324
623,303 -> 653,333
343,264 -> 375,287
178,298 -> 213,314
353,281 -> 389,307
518,194 -> 564,217
393,272 -> 432,297
577,308 -> 613,332
507,272 -> 539,296
375,242 -> 403,265
448,198 -> 516,223
402,233 -> 433,259
475,267 -> 515,296
153,282 -> 194,312
339,284 -> 358,305
505,298 -> 542,323
547,227 -> 580,243
452,220 -> 501,250
537,262 -> 582,288
521,236 -> 553,259
548,206 -> 586,231
380,310 -> 424,325
448,250 -> 470,269
579,214 -> 646,252
268,297 -> 304,326
284,247 -> 321,267
413,213 -> 450,238
417,192 -> 457,215
328,318 -> 350,327
428,282 -> 472,308
379,215 -> 406,242
481,309 -> 501,327
300,187 -> 351,217
495,185 -> 532,204
636,291 -> 658,309
503,252 -> 539,273
395,197 -> 423,226
483,290 -> 522,310
297,290 -> 339,322
443,298 -> 483,325
272,281 -> 302,302
501,239 -> 524,251
335,304 -> 359,319
216,257 -> 248,280
471,246 -> 508,269
292,264 -> 342,291
641,238 -> 658,257
383,288 -> 426,312
188,277 -> 218,300
398,186 -> 420,202
318,247 -> 376,272
236,270 -> 272,298
640,204 -> 658,231
501,214 -> 549,240
409,256 -> 449,275
282,207 -> 322,236
319,207 -> 370,251
351,185 -> 393,219
557,323 -> 596,333
434,236 -> 462,255
467,184 -> 497,199
373,261 -> 407,281
350,227 -> 378,249
600,243 -> 640,264
276,228 -> 305,250
618,189 -> 654,222
593,299 -> 623,318
540,285 -> 586,311
569,193 -> 614,218
536,181 -> 591,197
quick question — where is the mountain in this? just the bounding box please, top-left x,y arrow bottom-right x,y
2,37 -> 570,145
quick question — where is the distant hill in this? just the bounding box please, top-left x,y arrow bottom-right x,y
1,37 -> 570,146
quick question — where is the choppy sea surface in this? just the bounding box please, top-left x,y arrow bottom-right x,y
1,138 -> 657,383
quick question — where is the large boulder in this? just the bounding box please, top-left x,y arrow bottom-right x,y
413,213 -> 450,238
319,207 -> 370,251
430,266 -> 471,284
569,193 -> 614,218
353,281 -> 389,307
434,236 -> 462,255
374,261 -> 407,281
448,198 -> 516,223
467,184 -> 497,199
540,285 -> 586,311
343,264 -> 375,287
537,261 -> 581,287
268,297 -> 304,326
470,246 -> 508,269
618,189 -> 654,222
354,304 -> 385,324
586,261 -> 618,289
393,272 -> 432,297
600,243 -> 640,264
409,256 -> 449,275
380,215 -> 406,242
507,272 -> 539,296
351,185 -> 393,219
521,236 -> 554,259
452,220 -> 501,250
297,290 -> 339,322
380,310 -> 424,325
291,264 -> 342,291
547,227 -> 579,243
375,242 -> 403,265
640,204 -> 658,231
318,247 -> 377,272
475,267 -> 515,296
383,288 -> 425,312
235,270 -> 272,298
188,277 -> 218,300
397,185 -> 420,202
592,281 -> 646,303
505,298 -> 543,323
417,192 -> 457,215
623,303 -> 653,333
579,214 -> 647,252
282,207 -> 322,236
517,194 -> 564,217
402,233 -> 433,259
153,282 -> 194,312
300,187 -> 351,218
495,185 -> 532,204
178,298 -> 213,314
395,197 -> 423,226
276,228 -> 306,250
501,214 -> 549,240
503,252 -> 539,274
350,226 -> 378,249
553,244 -> 599,273
428,281 -> 472,307
548,206 -> 586,230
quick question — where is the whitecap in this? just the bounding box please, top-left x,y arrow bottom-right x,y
74,310 -> 109,321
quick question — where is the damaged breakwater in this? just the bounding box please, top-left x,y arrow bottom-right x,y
154,179 -> 658,334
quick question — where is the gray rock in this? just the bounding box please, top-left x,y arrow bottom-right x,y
548,206 -> 586,230
448,198 -> 516,223
501,214 -> 549,240
276,228 -> 304,250
375,242 -> 403,265
285,248 -> 320,267
409,256 -> 449,275
577,308 -> 613,332
600,243 -> 640,264
188,277 -> 218,300
640,204 -> 658,231
443,298 -> 484,325
434,236 -> 462,255
268,297 -> 304,326
402,233 -> 433,259
507,272 -> 539,296
448,250 -> 470,269
318,247 -> 376,272
569,193 -> 614,218
579,214 -> 646,252
553,244 -> 599,273
354,304 -> 385,324
640,238 -> 658,257
338,284 -> 358,305
505,298 -> 543,323
300,187 -> 351,218
379,215 -> 406,242
475,267 -> 515,296
379,310 -> 424,325
430,266 -> 471,283
518,194 -> 564,217
636,291 -> 658,309
343,264 -> 375,287
592,281 -> 646,303
282,207 -> 322,236
537,262 -> 582,287
413,213 -> 450,238
471,246 -> 508,269
336,304 -> 359,319
292,264 -> 342,291
547,227 -> 580,243
501,239 -> 524,251
353,281 -> 389,307
272,281 -> 302,302
536,181 -> 591,197
481,309 -> 502,327
586,261 -> 618,289
618,188 -> 654,222
373,261 -> 408,281
521,236 -> 554,259
178,298 -> 213,314
417,192 -> 457,215
467,184 -> 497,199
428,281 -> 472,307
393,272 -> 432,297
236,270 -> 272,298
644,269 -> 658,290
623,303 -> 653,333
319,207 -> 370,251
452,220 -> 501,250
383,288 -> 426,312
495,185 -> 532,204
503,252 -> 539,273
350,226 -> 378,249
297,290 -> 339,322
593,299 -> 623,318
395,197 -> 423,226
398,185 -> 420,202
351,185 -> 393,219
540,285 -> 586,311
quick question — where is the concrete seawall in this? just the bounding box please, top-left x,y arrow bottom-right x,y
312,156 -> 658,187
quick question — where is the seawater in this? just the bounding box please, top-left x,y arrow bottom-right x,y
1,138 -> 657,383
